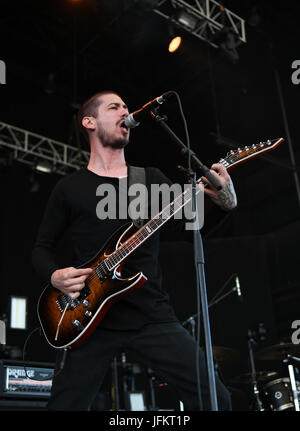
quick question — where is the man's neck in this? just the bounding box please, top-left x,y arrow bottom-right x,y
87,145 -> 127,178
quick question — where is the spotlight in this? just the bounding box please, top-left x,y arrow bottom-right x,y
176,10 -> 198,30
9,296 -> 27,330
34,160 -> 52,174
168,36 -> 182,53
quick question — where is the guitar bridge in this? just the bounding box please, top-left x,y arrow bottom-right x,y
56,295 -> 79,312
56,285 -> 91,312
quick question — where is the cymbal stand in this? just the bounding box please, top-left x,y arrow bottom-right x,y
248,330 -> 264,411
112,356 -> 120,410
147,368 -> 157,411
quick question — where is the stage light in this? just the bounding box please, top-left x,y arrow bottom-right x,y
34,161 -> 52,174
176,10 -> 198,30
10,296 -> 27,330
168,36 -> 182,53
0,320 -> 6,344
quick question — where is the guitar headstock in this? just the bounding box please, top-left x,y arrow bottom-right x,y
218,138 -> 284,171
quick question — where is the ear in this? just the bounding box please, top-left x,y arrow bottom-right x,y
82,116 -> 96,132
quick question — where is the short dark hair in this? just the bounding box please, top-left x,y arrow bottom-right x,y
77,90 -> 121,142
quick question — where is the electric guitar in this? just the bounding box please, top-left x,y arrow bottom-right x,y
37,137 -> 284,349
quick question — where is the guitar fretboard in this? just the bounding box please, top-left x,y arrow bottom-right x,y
104,185 -> 198,271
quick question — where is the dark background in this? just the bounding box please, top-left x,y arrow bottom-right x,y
0,0 -> 300,410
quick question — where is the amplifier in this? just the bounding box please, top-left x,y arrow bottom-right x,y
0,360 -> 54,399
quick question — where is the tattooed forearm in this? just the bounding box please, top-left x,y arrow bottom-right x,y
215,179 -> 237,211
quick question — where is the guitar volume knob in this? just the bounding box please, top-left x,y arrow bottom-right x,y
72,320 -> 84,331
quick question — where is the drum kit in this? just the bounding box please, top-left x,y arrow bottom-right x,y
217,342 -> 300,411
109,342 -> 300,411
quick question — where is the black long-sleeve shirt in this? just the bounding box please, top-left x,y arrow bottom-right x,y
32,166 -> 224,330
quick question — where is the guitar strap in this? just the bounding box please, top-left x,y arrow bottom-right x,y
127,165 -> 146,229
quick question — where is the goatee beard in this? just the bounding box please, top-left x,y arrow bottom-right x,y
97,129 -> 129,149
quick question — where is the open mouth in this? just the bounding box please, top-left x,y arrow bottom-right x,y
119,121 -> 129,132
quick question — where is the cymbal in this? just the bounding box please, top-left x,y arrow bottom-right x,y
230,371 -> 278,385
212,346 -> 240,364
255,343 -> 300,361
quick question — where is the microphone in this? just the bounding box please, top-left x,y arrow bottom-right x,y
124,91 -> 173,128
235,275 -> 243,301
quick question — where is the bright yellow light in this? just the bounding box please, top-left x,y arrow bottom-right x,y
168,36 -> 182,53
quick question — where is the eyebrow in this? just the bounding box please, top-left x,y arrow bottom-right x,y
107,102 -> 128,110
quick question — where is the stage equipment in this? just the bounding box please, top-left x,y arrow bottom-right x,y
168,36 -> 182,52
9,296 -> 27,330
254,343 -> 300,411
0,360 -> 54,399
255,343 -> 300,411
124,391 -> 147,411
0,321 -> 5,345
247,326 -> 269,410
0,121 -> 90,176
261,377 -> 300,411
152,0 -> 246,49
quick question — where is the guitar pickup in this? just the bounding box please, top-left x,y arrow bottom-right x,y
78,284 -> 91,300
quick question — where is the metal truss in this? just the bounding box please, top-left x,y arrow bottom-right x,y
0,122 -> 89,176
153,0 -> 246,48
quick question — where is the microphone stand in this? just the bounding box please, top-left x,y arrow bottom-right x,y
150,109 -> 222,411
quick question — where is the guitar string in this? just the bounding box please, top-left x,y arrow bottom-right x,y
83,187 -> 193,285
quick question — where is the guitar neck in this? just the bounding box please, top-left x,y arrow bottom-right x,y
103,137 -> 284,272
105,185 -> 198,270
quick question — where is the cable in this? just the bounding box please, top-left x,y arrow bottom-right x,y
22,326 -> 67,382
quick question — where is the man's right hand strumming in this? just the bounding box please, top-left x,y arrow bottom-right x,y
51,267 -> 93,299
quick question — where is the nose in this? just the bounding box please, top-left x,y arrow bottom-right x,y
122,106 -> 129,117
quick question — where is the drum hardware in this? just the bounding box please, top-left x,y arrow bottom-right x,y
283,354 -> 300,411
261,377 -> 300,411
111,356 -> 120,410
254,343 -> 300,411
247,327 -> 267,411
